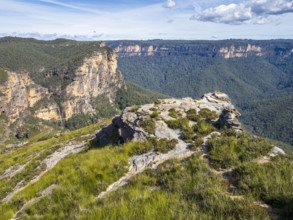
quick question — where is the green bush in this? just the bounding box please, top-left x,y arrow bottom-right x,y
153,138 -> 178,153
199,108 -> 218,121
193,121 -> 216,136
151,111 -> 159,118
207,133 -> 273,169
124,141 -> 153,156
189,137 -> 204,150
166,118 -> 190,131
234,158 -> 293,218
186,109 -> 201,122
139,118 -> 156,134
168,108 -> 177,118
129,105 -> 141,112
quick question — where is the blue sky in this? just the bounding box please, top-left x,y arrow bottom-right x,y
0,0 -> 293,40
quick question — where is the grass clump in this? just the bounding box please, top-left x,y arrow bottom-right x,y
124,141 -> 153,156
199,108 -> 218,121
80,154 -> 269,219
168,108 -> 177,118
139,118 -> 156,134
186,109 -> 201,122
153,138 -> 178,153
193,121 -> 216,136
234,156 -> 293,218
129,105 -> 141,112
189,137 -> 204,150
151,111 -> 159,118
207,133 -> 273,169
166,118 -> 189,130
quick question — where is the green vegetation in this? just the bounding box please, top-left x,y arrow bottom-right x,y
152,138 -> 178,153
78,154 -> 269,219
186,109 -> 200,122
193,121 -> 217,136
150,111 -> 159,118
139,118 -> 156,134
166,117 -> 189,130
234,156 -> 293,218
0,37 -> 107,90
168,108 -> 177,118
123,141 -> 153,156
207,132 -> 273,169
199,108 -> 218,121
115,82 -> 169,110
0,68 -> 8,85
108,40 -> 293,146
129,105 -> 141,112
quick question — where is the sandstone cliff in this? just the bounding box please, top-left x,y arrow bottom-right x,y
108,42 -> 264,59
0,47 -> 125,126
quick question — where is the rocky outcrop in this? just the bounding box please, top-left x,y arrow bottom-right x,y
219,44 -> 262,59
114,45 -> 156,57
216,106 -> 242,131
96,91 -> 242,146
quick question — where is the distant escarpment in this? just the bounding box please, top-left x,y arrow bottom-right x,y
106,40 -> 293,58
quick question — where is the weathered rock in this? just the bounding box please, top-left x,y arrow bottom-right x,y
96,91 -> 242,145
216,105 -> 242,131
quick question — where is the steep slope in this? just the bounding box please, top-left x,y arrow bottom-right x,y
106,40 -> 293,145
1,92 -> 292,219
0,37 -> 167,144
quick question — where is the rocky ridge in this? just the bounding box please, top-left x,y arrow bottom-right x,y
97,91 -> 242,146
96,92 -> 284,200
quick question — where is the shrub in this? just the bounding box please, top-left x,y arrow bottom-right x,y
168,108 -> 177,118
199,108 -> 218,121
151,111 -> 159,118
124,141 -> 153,156
234,158 -> 293,218
129,105 -> 141,112
139,118 -> 156,134
189,137 -> 204,150
150,107 -> 157,111
207,133 -> 273,169
153,138 -> 178,153
193,121 -> 216,136
186,109 -> 201,122
166,118 -> 190,131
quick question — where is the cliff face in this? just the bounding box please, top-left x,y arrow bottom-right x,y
218,44 -> 262,58
62,50 -> 124,119
108,41 -> 293,59
109,43 -> 264,58
0,49 -> 124,124
0,71 -> 49,123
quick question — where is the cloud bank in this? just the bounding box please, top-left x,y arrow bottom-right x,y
192,0 -> 293,24
163,0 -> 176,8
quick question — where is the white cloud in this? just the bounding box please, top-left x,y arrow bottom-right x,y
163,0 -> 176,8
192,0 -> 293,24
